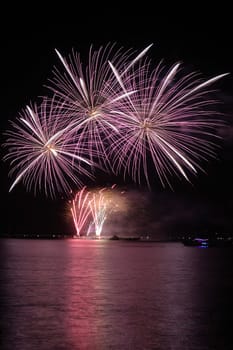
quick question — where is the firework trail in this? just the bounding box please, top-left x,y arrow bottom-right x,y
88,188 -> 109,238
3,98 -> 97,197
109,59 -> 229,188
70,185 -> 119,238
47,43 -> 152,169
70,187 -> 92,236
86,184 -> 119,238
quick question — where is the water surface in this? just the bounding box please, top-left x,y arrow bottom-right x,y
0,239 -> 233,349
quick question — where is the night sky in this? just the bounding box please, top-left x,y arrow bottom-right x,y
1,9 -> 233,237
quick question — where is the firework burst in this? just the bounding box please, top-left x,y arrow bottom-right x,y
3,98 -> 97,197
2,43 -> 229,198
47,43 -> 152,168
108,59 -> 229,187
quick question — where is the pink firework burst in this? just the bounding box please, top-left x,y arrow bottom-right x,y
3,98 -> 97,197
108,60 -> 229,187
47,43 -> 152,169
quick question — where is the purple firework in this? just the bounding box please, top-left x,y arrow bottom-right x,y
3,98 -> 97,197
108,60 -> 229,187
47,43 -> 152,168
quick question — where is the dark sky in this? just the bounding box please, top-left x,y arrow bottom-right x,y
1,9 -> 233,237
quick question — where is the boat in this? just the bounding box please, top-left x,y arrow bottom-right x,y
182,237 -> 209,247
182,235 -> 233,247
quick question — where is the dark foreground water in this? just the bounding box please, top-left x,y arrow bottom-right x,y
0,239 -> 233,350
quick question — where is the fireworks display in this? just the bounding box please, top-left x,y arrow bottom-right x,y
2,43 -> 229,197
70,184 -> 125,238
109,60 -> 228,187
88,188 -> 109,238
2,98 -> 96,197
70,186 -> 92,236
47,43 -> 152,169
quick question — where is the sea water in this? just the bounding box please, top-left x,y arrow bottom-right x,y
0,238 -> 233,349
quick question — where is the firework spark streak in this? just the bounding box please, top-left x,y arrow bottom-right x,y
88,184 -> 124,238
109,60 -> 229,187
3,99 -> 97,197
70,187 -> 92,236
47,43 -> 152,168
88,188 -> 109,238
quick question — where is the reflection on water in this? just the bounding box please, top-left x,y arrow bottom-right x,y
0,239 -> 233,349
